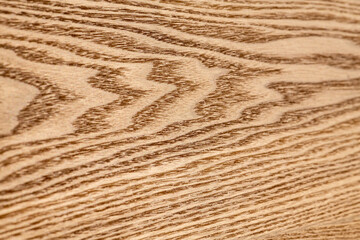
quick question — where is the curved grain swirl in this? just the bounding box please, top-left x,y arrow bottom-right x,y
0,0 -> 360,239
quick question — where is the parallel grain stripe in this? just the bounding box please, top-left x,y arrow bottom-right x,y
1,0 -> 359,239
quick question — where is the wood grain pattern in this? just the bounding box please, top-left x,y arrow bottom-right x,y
1,0 -> 360,239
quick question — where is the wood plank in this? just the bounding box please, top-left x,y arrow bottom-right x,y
0,0 -> 360,239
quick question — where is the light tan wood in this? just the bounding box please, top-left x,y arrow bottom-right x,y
0,0 -> 360,239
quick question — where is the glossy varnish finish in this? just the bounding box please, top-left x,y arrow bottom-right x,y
0,0 -> 360,239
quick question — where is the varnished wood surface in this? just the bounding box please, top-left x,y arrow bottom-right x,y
1,0 -> 360,239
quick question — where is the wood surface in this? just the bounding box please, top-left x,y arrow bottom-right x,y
1,0 -> 360,239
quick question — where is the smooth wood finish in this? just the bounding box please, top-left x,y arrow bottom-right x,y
1,0 -> 360,239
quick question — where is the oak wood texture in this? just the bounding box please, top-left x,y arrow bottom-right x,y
1,0 -> 360,239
